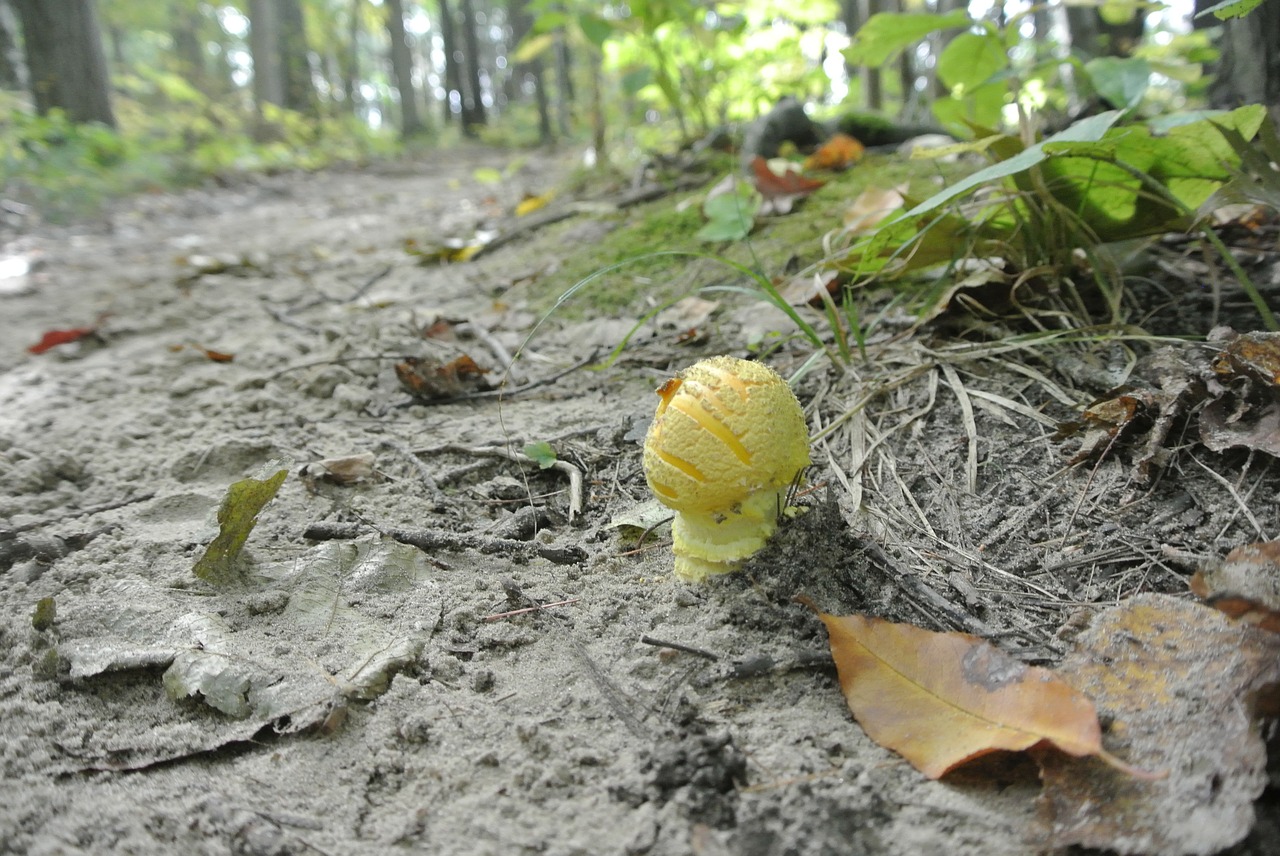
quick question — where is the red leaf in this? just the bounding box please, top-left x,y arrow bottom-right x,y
749,156 -> 825,201
28,325 -> 97,354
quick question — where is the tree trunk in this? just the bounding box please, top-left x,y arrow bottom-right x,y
385,0 -> 425,137
1066,6 -> 1144,59
0,0 -> 25,91
1207,0 -> 1280,120
248,0 -> 285,110
554,31 -> 572,135
505,0 -> 551,141
459,0 -> 486,132
857,0 -> 883,110
279,0 -> 317,115
344,0 -> 362,115
438,0 -> 463,124
12,0 -> 115,127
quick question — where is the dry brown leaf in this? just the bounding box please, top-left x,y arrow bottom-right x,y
841,184 -> 907,235
809,606 -> 1131,779
1190,539 -> 1280,632
1041,594 -> 1280,854
803,132 -> 865,170
395,353 -> 490,400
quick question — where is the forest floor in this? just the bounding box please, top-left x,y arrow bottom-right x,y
0,143 -> 1278,856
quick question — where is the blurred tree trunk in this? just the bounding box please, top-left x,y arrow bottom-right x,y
0,0 -> 25,91
459,0 -> 486,132
385,0 -> 425,137
857,0 -> 884,109
248,0 -> 285,110
438,0 -> 462,124
505,0 -> 551,142
1066,5 -> 1145,59
279,0 -> 317,115
1202,0 -> 1280,121
344,0 -> 362,115
554,31 -> 572,135
12,0 -> 115,127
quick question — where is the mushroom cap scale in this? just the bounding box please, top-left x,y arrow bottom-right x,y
642,356 -> 809,517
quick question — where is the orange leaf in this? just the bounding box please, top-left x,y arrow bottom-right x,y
812,608 -> 1107,779
803,133 -> 865,170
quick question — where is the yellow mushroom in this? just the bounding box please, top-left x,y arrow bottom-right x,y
642,355 -> 810,582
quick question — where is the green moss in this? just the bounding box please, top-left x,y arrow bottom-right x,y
523,151 -> 970,325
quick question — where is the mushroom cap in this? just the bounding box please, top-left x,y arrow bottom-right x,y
643,356 -> 810,516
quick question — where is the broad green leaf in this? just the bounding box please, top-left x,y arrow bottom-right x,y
472,167 -> 503,185
698,183 -> 760,242
578,12 -> 614,47
524,440 -> 557,468
894,111 -> 1123,224
844,11 -> 971,66
193,468 -> 287,585
1195,0 -> 1264,20
932,81 -> 1008,137
1085,57 -> 1152,109
1100,0 -> 1140,25
937,31 -> 1008,92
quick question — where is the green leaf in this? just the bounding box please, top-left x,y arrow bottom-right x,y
193,468 -> 287,585
895,111 -> 1123,224
1085,57 -> 1152,109
1194,0 -> 1263,19
578,12 -> 614,47
697,183 -> 761,242
936,31 -> 1007,93
1099,0 -> 1140,25
523,440 -> 557,469
844,11 -> 971,66
472,167 -> 503,185
931,81 -> 1008,136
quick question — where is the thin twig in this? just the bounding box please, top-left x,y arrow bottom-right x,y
302,521 -> 586,565
484,598 -> 579,621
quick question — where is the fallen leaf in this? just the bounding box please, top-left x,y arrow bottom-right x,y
515,190 -> 554,217
1201,328 -> 1280,457
809,605 -> 1120,779
299,452 -> 378,487
395,353 -> 491,400
803,132 -> 866,170
28,324 -> 99,354
193,467 -> 288,585
749,156 -> 825,215
777,269 -> 844,309
842,184 -> 907,235
1190,539 -> 1280,632
1040,594 -> 1280,854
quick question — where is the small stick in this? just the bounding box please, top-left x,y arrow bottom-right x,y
457,321 -> 523,384
640,635 -> 720,661
302,521 -> 586,565
484,598 -> 579,622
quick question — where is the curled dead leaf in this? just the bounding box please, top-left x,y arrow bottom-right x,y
1190,539 -> 1280,632
805,601 -> 1143,780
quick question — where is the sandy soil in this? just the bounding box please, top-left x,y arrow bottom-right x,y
1,146 -> 1277,856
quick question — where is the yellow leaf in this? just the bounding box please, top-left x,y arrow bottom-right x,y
515,191 -> 554,217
